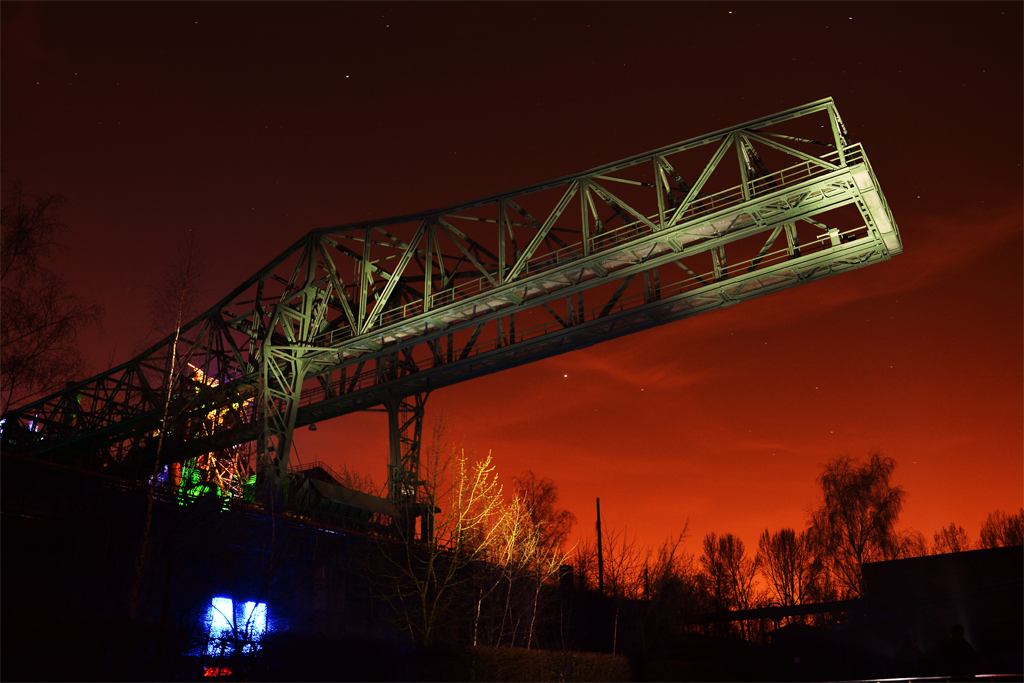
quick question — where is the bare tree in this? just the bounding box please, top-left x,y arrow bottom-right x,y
567,523 -> 635,597
699,532 -> 758,640
130,230 -> 206,621
1,181 -> 101,413
807,452 -> 921,599
630,528 -> 698,660
487,494 -> 550,648
756,528 -> 816,613
899,529 -> 929,558
700,533 -> 757,612
565,517 -> 646,653
602,525 -> 647,600
506,472 -> 576,648
570,523 -> 705,653
333,464 -> 381,496
512,471 -> 577,557
479,494 -> 532,647
978,508 -> 1024,548
642,529 -> 694,602
139,229 -> 207,349
568,536 -> 600,591
932,523 -> 972,554
374,434 -> 509,645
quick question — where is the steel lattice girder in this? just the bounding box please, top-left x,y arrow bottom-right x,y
2,97 -> 901,495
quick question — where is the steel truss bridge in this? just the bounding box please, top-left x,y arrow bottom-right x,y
2,98 -> 902,532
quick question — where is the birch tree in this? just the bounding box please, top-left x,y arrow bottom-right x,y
375,441 -> 508,645
510,472 -> 576,649
807,452 -> 921,598
130,230 -> 206,621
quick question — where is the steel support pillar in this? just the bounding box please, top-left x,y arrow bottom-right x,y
3,99 -> 902,510
259,347 -> 313,513
386,392 -> 431,542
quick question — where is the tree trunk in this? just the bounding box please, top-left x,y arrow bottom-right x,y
129,316 -> 182,622
527,570 -> 540,649
474,587 -> 482,647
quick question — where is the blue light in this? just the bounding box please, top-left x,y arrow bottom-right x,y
150,465 -> 169,486
206,597 -> 235,656
204,597 -> 270,656
239,601 -> 267,653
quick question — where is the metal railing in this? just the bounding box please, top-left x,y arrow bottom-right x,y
316,146 -> 861,346
296,221 -> 870,410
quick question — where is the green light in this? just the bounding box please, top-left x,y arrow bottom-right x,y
179,462 -> 216,506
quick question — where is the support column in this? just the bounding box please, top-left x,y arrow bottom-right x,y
386,392 -> 431,542
258,347 -> 309,513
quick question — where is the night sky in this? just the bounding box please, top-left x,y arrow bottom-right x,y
3,2 -> 1021,558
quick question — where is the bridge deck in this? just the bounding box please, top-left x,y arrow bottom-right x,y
2,98 -> 902,492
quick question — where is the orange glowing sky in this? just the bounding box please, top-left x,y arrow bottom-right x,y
3,2 -> 1021,558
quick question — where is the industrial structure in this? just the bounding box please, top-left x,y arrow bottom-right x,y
1,98 -> 902,537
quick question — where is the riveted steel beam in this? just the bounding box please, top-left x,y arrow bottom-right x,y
2,98 -> 901,520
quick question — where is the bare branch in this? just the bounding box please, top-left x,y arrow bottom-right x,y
1,183 -> 101,413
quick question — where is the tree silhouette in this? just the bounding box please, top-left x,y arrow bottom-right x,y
333,464 -> 380,496
756,528 -> 816,614
1,181 -> 101,413
700,532 -> 757,612
602,525 -> 647,601
978,508 -> 1024,548
630,530 -> 697,661
512,470 -> 577,561
507,471 -> 576,648
699,532 -> 758,640
931,522 -> 972,554
808,452 -> 923,598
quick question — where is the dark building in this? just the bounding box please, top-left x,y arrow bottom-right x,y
861,546 -> 1023,675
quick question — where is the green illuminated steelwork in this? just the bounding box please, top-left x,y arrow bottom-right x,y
177,460 -> 246,510
179,464 -> 215,505
2,98 -> 902,526
242,474 -> 257,502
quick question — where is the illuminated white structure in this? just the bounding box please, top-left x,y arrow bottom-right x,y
205,597 -> 268,656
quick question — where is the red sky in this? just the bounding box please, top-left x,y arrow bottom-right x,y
3,2 -> 1021,560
